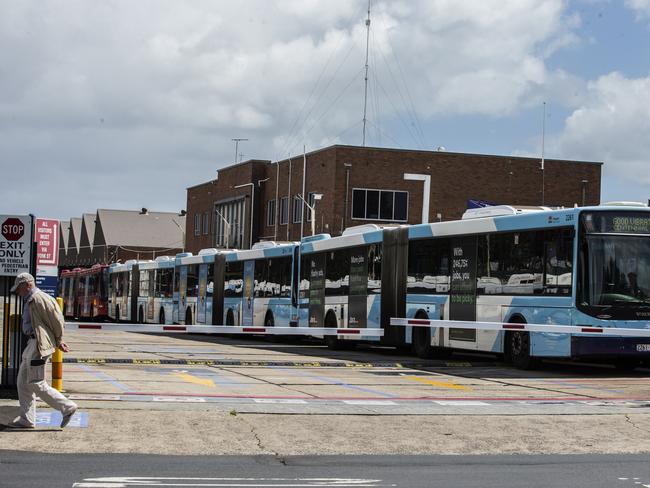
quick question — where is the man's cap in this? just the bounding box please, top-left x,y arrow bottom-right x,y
10,272 -> 35,293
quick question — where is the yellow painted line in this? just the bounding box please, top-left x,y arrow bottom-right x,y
404,375 -> 470,391
173,372 -> 216,388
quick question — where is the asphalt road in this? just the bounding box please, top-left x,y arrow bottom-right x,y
2,452 -> 650,488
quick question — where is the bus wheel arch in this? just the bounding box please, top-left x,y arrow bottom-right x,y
324,310 -> 343,350
504,315 -> 538,370
412,310 -> 434,358
264,311 -> 275,327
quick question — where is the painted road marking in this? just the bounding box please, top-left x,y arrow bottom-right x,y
253,399 -> 308,404
403,375 -> 470,391
72,477 -> 391,487
75,364 -> 134,392
274,368 -> 397,398
433,400 -> 490,406
172,370 -> 216,388
152,396 -> 207,403
36,409 -> 88,428
343,400 -> 397,406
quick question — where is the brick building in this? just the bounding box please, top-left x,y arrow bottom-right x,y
186,145 -> 602,254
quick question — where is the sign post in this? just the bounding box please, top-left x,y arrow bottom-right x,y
0,214 -> 33,389
34,218 -> 60,297
0,216 -> 32,277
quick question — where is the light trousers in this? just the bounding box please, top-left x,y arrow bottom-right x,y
17,338 -> 76,426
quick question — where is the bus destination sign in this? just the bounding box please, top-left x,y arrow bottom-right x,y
584,212 -> 650,235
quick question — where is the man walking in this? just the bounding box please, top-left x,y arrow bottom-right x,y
7,273 -> 77,429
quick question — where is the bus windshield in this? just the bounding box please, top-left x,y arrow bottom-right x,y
580,211 -> 650,318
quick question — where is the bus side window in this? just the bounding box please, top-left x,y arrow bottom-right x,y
544,228 -> 574,294
367,244 -> 381,294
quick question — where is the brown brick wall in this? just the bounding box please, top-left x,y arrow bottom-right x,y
185,145 -> 602,254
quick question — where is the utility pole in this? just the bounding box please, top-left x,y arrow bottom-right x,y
362,0 -> 371,147
232,138 -> 248,164
541,101 -> 546,205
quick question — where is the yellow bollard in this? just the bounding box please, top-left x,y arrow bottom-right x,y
52,297 -> 64,391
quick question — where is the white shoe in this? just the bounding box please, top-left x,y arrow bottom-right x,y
5,417 -> 35,429
60,405 -> 77,428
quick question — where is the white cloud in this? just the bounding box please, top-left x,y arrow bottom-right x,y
626,0 -> 650,20
544,71 -> 650,200
0,0 -> 585,218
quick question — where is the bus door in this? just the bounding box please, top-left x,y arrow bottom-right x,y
178,265 -> 188,319
308,253 -> 326,327
197,264 -> 208,324
381,227 -> 407,345
448,236 -> 478,349
82,275 -> 90,316
243,260 -> 255,326
147,270 -> 155,321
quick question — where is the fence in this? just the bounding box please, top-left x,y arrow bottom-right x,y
0,276 -> 25,389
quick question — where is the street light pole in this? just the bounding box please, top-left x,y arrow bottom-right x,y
214,209 -> 231,249
171,218 -> 185,252
296,193 -> 323,236
234,182 -> 255,249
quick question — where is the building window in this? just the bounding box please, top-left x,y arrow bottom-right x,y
214,199 -> 245,249
293,196 -> 302,224
280,196 -> 289,225
194,213 -> 201,236
267,199 -> 276,227
352,188 -> 408,222
203,212 -> 209,235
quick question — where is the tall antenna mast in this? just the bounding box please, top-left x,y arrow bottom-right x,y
362,0 -> 371,146
541,101 -> 546,205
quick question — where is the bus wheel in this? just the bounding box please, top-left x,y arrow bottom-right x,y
614,358 -> 639,372
185,308 -> 192,325
159,309 -> 165,325
412,326 -> 435,359
324,312 -> 343,350
226,309 -> 234,326
506,331 -> 538,370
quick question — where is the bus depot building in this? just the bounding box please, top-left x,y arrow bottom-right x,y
186,144 -> 602,253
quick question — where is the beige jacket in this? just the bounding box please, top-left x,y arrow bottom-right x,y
28,289 -> 65,357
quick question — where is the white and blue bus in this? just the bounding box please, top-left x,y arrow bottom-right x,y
297,225 -> 388,349
103,202 -> 650,368
223,241 -> 297,327
400,203 -> 650,368
173,249 -> 220,325
137,256 -> 175,324
108,260 -> 137,323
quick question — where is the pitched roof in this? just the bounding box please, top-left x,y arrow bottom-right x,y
59,220 -> 70,252
96,209 -> 185,249
69,218 -> 82,252
81,213 -> 96,251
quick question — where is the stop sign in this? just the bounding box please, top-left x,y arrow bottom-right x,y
1,218 -> 25,241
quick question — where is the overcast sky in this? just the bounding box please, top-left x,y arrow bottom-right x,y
2,0 -> 650,220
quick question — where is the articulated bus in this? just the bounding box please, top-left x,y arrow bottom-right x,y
399,203 -> 650,369
108,260 -> 137,322
60,268 -> 80,319
98,203 -> 650,368
137,256 -> 175,324
222,241 -> 297,327
173,249 -> 219,325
